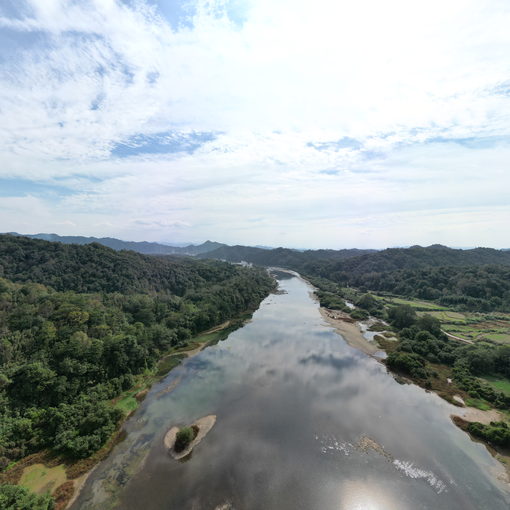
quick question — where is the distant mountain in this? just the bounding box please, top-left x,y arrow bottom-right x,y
331,244 -> 510,275
200,243 -> 510,271
6,232 -> 225,256
197,244 -> 376,266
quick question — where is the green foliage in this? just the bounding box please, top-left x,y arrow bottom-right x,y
387,305 -> 417,329
350,309 -> 368,320
386,352 -> 428,379
0,236 -> 274,468
174,426 -> 195,452
355,293 -> 381,315
0,484 -> 54,510
203,242 -> 510,312
467,421 -> 510,447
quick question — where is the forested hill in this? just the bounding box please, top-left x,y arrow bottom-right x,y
0,234 -> 236,295
319,244 -> 510,274
200,243 -> 510,271
199,243 -> 510,311
197,244 -> 375,266
6,232 -> 225,256
0,234 -> 274,482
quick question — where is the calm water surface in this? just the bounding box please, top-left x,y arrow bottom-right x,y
72,274 -> 510,510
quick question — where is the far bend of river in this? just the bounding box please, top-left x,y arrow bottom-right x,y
72,272 -> 510,510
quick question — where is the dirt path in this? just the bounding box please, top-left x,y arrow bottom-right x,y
441,330 -> 473,344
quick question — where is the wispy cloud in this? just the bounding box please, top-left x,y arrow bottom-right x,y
1,0 -> 510,247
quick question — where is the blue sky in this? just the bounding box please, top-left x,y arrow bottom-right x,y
1,0 -> 510,248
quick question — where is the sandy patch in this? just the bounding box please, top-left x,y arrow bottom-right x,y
452,395 -> 465,406
454,406 -> 504,425
319,307 -> 380,356
164,415 -> 217,460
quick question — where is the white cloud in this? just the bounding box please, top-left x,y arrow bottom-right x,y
0,0 -> 510,247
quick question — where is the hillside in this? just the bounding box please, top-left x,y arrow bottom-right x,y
197,244 -> 375,266
0,234 -> 229,295
6,232 -> 225,256
201,243 -> 510,270
0,235 -> 275,477
200,243 -> 510,311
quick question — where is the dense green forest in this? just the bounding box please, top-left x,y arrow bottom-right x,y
0,235 -> 274,471
198,244 -> 375,267
201,244 -> 510,311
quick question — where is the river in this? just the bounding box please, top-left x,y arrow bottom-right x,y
72,272 -> 510,510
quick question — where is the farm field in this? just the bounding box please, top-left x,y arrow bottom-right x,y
373,294 -> 510,345
442,319 -> 510,345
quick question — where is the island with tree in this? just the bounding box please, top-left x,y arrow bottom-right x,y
164,415 -> 217,460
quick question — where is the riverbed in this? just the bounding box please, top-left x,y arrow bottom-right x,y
71,272 -> 510,510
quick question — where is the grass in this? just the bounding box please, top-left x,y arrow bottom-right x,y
465,398 -> 492,411
383,296 -> 448,310
481,375 -> 510,397
420,310 -> 468,322
155,353 -> 187,377
114,393 -> 139,414
484,332 -> 510,344
19,463 -> 67,495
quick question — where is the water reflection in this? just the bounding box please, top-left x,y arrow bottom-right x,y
72,275 -> 510,510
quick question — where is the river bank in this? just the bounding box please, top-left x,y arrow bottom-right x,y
317,301 -> 510,487
65,318 -> 249,508
319,306 -> 382,356
0,314 -> 253,510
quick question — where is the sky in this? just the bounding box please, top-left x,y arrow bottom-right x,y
1,0 -> 510,249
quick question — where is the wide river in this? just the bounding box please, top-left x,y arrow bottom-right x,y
72,272 -> 510,510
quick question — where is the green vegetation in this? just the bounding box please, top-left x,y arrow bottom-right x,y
482,376 -> 510,397
384,305 -> 510,409
0,235 -> 274,473
203,243 -> 510,312
174,426 -> 197,452
467,421 -> 510,448
465,398 -> 492,411
310,274 -> 510,413
0,484 -> 54,510
155,353 -> 187,377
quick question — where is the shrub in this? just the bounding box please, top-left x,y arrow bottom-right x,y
0,484 -> 54,510
174,426 -> 196,452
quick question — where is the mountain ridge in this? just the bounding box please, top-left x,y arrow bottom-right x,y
5,232 -> 225,256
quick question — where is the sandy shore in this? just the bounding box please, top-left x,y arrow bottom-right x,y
453,406 -> 504,425
164,415 -> 217,460
319,307 -> 381,356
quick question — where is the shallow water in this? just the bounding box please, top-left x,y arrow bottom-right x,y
72,274 -> 509,510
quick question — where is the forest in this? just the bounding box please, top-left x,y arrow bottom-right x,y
201,243 -> 510,312
0,235 -> 274,474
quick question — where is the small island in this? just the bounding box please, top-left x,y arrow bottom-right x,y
164,415 -> 217,460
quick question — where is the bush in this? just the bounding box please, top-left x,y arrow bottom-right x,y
386,352 -> 428,379
174,426 -> 196,452
467,421 -> 510,447
350,309 -> 368,320
0,484 -> 54,510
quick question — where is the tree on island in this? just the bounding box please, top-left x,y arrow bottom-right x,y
174,426 -> 198,452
